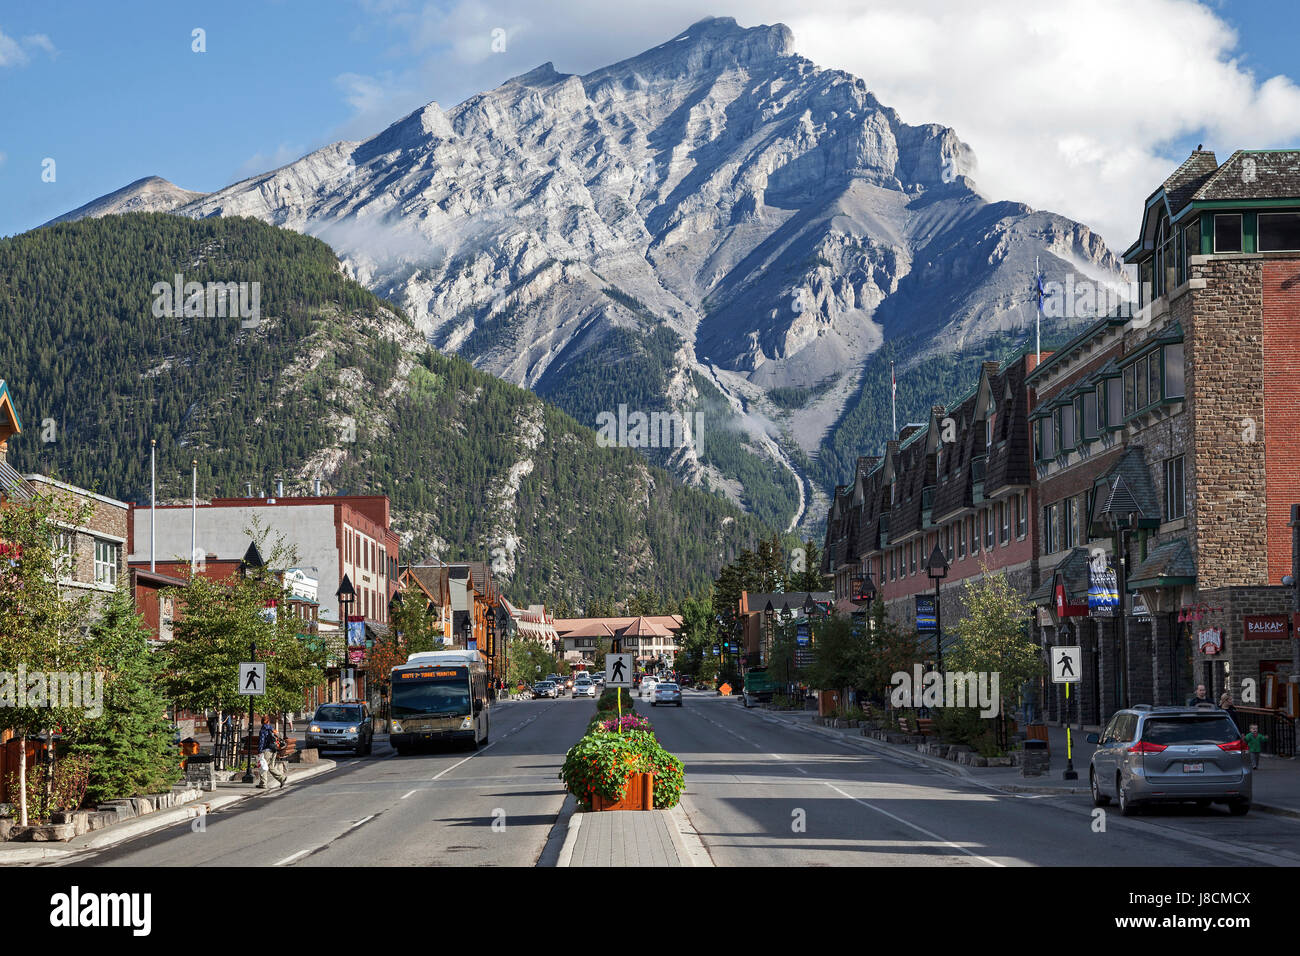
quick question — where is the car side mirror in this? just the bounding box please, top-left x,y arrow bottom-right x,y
1086,733 -> 1099,744
473,699 -> 483,715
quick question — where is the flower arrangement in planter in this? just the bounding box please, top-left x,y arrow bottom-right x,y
561,722 -> 685,811
593,713 -> 652,734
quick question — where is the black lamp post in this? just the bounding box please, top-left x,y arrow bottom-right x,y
336,574 -> 356,702
927,544 -> 950,672
1098,475 -> 1143,710
239,543 -> 266,784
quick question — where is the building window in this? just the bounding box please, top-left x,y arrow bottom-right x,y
1135,354 -> 1149,410
984,508 -> 994,549
1165,455 -> 1187,521
1148,352 -> 1161,405
958,520 -> 966,559
94,539 -> 119,586
910,543 -> 917,575
54,531 -> 75,576
890,549 -> 896,580
1044,503 -> 1059,555
1080,390 -> 1098,439
1259,212 -> 1300,252
1063,497 -> 1077,550
1214,213 -> 1243,253
1017,492 -> 1028,537
1123,364 -> 1136,418
969,515 -> 979,554
1164,343 -> 1185,399
1000,502 -> 1010,543
946,524 -> 954,562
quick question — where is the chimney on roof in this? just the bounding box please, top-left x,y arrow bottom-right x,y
931,404 -> 945,419
275,476 -> 284,498
899,423 -> 923,443
246,482 -> 252,497
314,477 -> 322,496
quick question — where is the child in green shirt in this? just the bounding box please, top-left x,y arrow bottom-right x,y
1244,723 -> 1268,770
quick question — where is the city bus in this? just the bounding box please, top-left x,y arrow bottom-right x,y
389,650 -> 490,755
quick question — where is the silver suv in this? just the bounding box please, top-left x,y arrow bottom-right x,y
1088,706 -> 1250,816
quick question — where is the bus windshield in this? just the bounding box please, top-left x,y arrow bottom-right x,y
392,672 -> 472,718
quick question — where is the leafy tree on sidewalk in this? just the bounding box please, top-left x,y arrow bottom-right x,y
0,487 -> 96,826
66,584 -> 181,804
946,565 -> 1042,716
163,531 -> 326,721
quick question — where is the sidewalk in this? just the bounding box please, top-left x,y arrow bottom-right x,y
0,755 -> 336,863
554,795 -> 708,866
741,702 -> 1300,817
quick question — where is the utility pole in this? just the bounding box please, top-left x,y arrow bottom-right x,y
1289,505 -> 1300,726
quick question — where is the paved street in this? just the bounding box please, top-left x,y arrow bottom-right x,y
53,691 -> 1300,867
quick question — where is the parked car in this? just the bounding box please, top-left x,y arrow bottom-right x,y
640,677 -> 658,699
306,701 -> 374,756
1088,706 -> 1251,816
533,681 -> 557,699
652,683 -> 682,707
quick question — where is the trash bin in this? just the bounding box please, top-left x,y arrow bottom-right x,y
1021,738 -> 1050,777
180,737 -> 201,757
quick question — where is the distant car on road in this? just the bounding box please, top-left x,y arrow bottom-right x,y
533,681 -> 557,699
1088,706 -> 1251,816
306,701 -> 374,756
652,683 -> 682,707
640,677 -> 658,699
573,681 -> 596,698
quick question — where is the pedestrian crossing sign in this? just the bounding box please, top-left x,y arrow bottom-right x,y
1051,646 -> 1081,684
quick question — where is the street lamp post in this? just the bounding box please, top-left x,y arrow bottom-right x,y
336,574 -> 356,703
239,543 -> 266,785
927,544 -> 950,672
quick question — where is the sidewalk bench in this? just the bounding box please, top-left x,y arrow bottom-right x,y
898,717 -> 935,736
1025,724 -> 1050,755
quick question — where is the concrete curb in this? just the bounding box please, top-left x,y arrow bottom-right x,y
538,792 -> 578,867
669,803 -> 712,867
0,759 -> 337,864
555,800 -> 583,868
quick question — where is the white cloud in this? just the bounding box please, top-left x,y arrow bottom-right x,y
342,0 -> 1300,252
0,29 -> 57,67
0,28 -> 27,67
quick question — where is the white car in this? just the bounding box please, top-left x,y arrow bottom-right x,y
573,681 -> 596,698
640,678 -> 658,699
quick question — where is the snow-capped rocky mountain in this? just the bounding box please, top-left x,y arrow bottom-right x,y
51,16 -> 1126,533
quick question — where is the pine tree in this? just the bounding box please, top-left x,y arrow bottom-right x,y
66,584 -> 182,804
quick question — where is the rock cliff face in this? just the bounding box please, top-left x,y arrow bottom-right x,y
56,17 -> 1125,532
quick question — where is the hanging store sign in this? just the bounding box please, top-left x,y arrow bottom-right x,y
1087,556 -> 1119,615
915,595 -> 936,632
1197,627 -> 1223,656
1054,581 -> 1089,618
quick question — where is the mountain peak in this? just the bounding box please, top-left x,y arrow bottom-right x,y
584,16 -> 795,86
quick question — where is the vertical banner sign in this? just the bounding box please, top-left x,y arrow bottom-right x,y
1087,555 -> 1119,615
915,595 -> 937,632
796,622 -> 810,647
347,615 -> 365,647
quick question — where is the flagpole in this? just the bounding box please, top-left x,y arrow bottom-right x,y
891,361 -> 897,438
1035,255 -> 1041,363
150,439 -> 156,573
191,459 -> 197,577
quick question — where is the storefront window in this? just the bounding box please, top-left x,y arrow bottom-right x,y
1164,343 -> 1184,398
1259,212 -> 1300,252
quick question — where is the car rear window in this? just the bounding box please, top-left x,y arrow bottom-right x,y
1142,716 -> 1239,745
659,684 -> 678,691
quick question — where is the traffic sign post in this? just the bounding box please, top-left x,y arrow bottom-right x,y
1052,646 -> 1081,780
238,662 -> 267,696
606,652 -> 634,723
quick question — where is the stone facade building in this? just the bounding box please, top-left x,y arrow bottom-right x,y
823,148 -> 1300,735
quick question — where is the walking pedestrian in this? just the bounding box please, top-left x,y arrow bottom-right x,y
257,716 -> 288,790
1218,692 -> 1240,732
1244,723 -> 1268,770
1186,683 -> 1213,707
206,710 -> 218,741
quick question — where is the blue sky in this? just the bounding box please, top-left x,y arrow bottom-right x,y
3,0 -> 1299,246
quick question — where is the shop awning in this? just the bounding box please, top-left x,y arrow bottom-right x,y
1028,548 -> 1093,606
1128,537 -> 1196,590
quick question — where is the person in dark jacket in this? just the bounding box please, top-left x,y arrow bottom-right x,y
257,716 -> 288,789
1187,683 -> 1213,707
1219,692 -> 1242,732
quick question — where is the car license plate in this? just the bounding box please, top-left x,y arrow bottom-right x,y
1183,762 -> 1204,773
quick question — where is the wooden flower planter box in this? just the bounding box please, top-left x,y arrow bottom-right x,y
590,772 -> 655,811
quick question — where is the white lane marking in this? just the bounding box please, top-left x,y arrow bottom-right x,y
347,814 -> 375,830
430,750 -> 484,781
824,783 -> 1004,867
274,847 -> 313,867
769,753 -> 782,759
401,789 -> 418,800
795,767 -> 808,775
